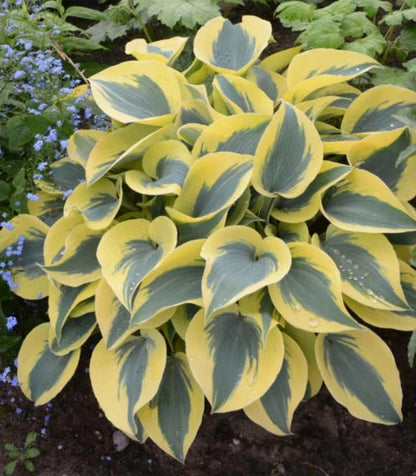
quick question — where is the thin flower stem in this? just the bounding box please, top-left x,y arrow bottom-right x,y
51,39 -> 89,85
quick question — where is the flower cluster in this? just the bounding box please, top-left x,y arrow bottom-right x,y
0,0 -> 110,215
0,234 -> 24,291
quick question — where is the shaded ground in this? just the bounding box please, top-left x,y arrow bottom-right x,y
1,330 -> 415,476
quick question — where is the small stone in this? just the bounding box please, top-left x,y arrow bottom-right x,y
232,438 -> 240,446
113,430 -> 129,452
277,463 -> 286,474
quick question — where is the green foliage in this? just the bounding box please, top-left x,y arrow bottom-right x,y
276,0 -> 388,56
4,15 -> 416,463
3,432 -> 40,476
275,0 -> 416,87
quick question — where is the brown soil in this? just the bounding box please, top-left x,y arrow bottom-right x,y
1,330 -> 416,476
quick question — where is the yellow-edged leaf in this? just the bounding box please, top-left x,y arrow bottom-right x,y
315,329 -> 402,424
89,60 -> 182,125
321,168 -> 416,233
131,240 -> 205,326
269,242 -> 361,332
272,161 -> 351,223
193,16 -> 271,75
201,225 -> 291,318
252,101 -> 323,198
212,74 -> 274,115
137,353 -> 204,462
90,331 -> 166,439
0,214 -> 49,299
97,217 -> 177,310
125,140 -> 193,196
64,178 -> 122,230
342,85 -> 416,134
347,127 -> 416,201
320,224 -> 408,310
244,333 -> 308,435
186,306 -> 284,412
125,37 -> 188,65
18,323 -> 80,405
192,113 -> 270,158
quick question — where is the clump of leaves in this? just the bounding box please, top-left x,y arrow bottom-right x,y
3,432 -> 40,475
2,15 -> 416,463
275,0 -> 416,88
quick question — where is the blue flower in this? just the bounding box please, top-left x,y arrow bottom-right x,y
1,221 -> 13,231
37,161 -> 48,171
15,408 -> 22,415
6,316 -> 17,330
13,70 -> 25,80
63,189 -> 74,200
26,193 -> 40,202
33,139 -> 44,151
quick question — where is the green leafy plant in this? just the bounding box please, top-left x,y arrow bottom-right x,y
2,15 -> 416,463
275,0 -> 391,56
275,0 -> 416,88
1,0 -> 104,52
3,432 -> 40,475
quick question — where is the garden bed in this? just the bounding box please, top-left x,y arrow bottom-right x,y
1,329 -> 415,475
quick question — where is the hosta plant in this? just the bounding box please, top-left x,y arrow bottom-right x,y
2,15 -> 416,462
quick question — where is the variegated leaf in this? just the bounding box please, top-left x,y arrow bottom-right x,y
42,223 -> 103,286
193,16 -> 271,75
86,122 -> 175,185
125,140 -> 193,196
252,101 -> 323,198
319,225 -> 408,310
27,191 -> 64,226
341,85 -> 416,134
186,306 -> 284,412
0,214 -> 49,299
89,60 -> 182,125
90,331 -> 166,440
259,45 -> 302,73
49,310 -> 96,356
344,261 -> 416,331
131,240 -> 205,326
321,168 -> 416,233
48,280 -> 99,342
97,217 -> 177,310
347,127 -> 416,201
171,304 -> 201,341
95,278 -> 136,350
177,123 -> 207,147
239,289 -> 278,347
284,323 -> 322,399
272,161 -> 352,223
125,37 -> 188,65
278,222 -> 310,244
212,74 -> 274,115
64,178 -> 122,230
35,157 -> 85,196
286,48 -> 379,89
201,225 -> 291,318
192,113 -> 270,158
18,323 -> 80,405
315,329 -> 402,424
67,129 -> 106,167
138,353 -> 204,462
244,66 -> 287,104
269,242 -> 361,332
244,333 -> 308,435
167,151 -> 253,221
